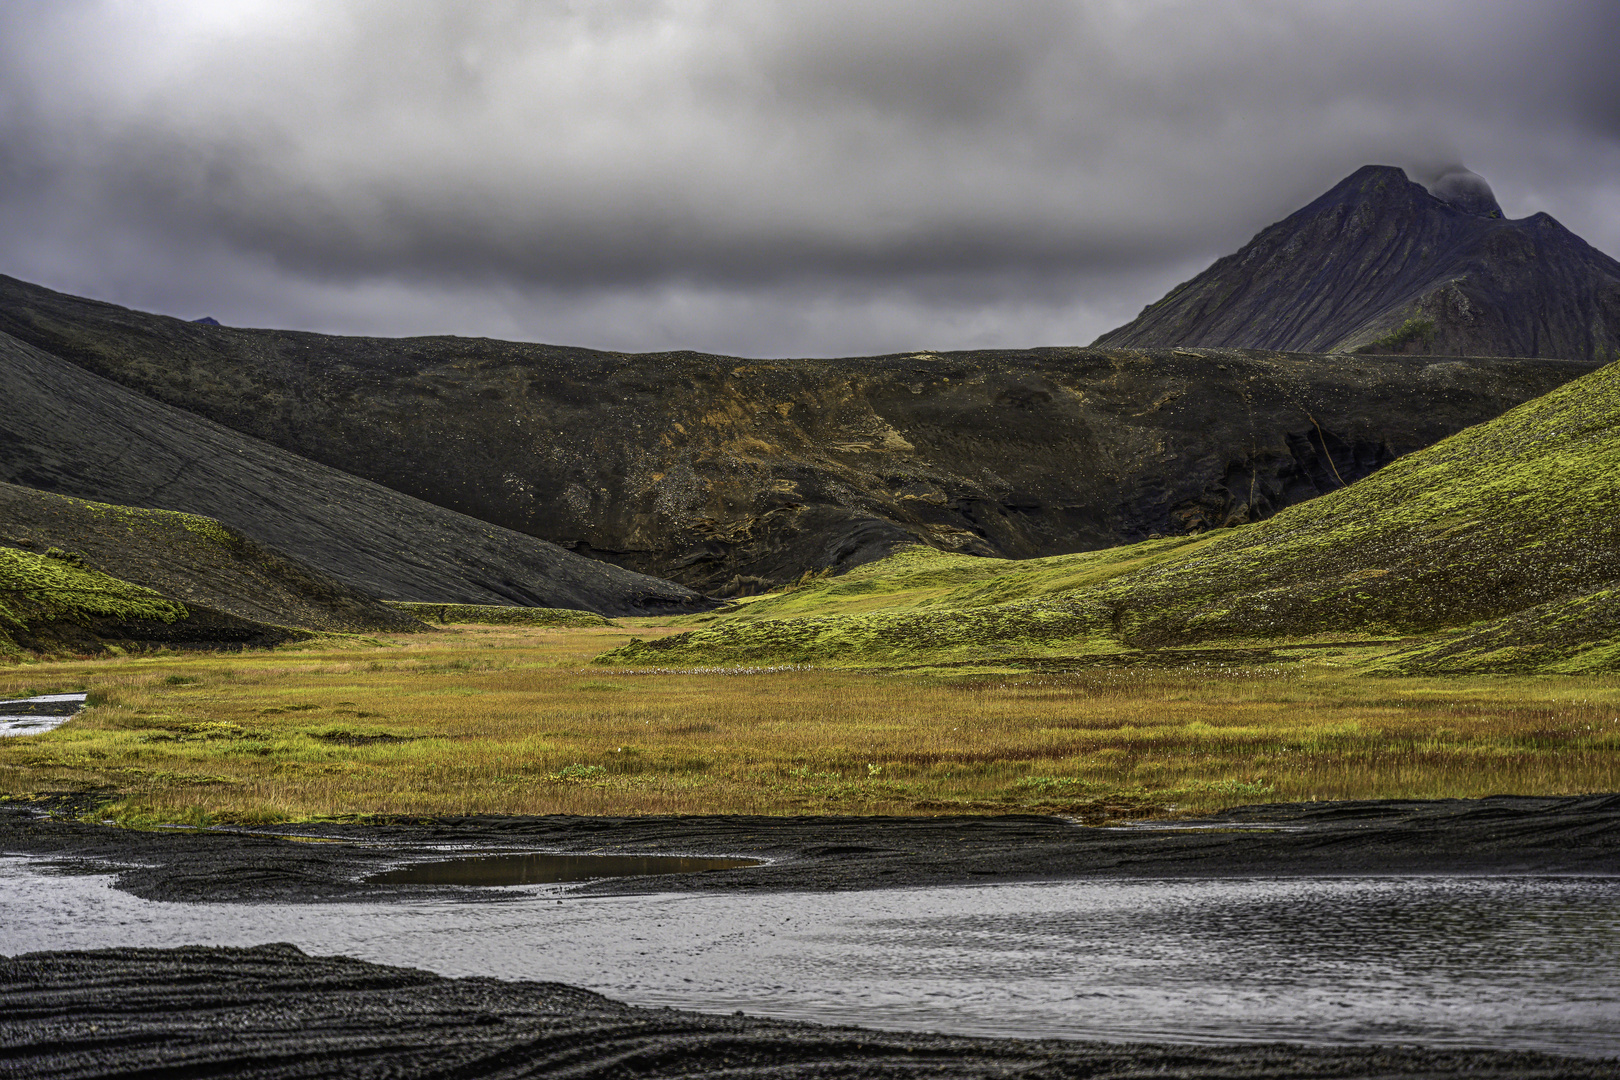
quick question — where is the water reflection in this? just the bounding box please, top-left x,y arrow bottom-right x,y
0,693 -> 86,737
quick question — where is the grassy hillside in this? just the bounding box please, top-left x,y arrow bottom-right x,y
1,273 -> 1596,596
0,331 -> 712,616
1,545 -> 187,655
602,360 -> 1620,672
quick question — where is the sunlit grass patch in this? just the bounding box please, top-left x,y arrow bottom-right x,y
0,626 -> 1615,824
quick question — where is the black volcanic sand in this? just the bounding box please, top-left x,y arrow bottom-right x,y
5,945 -> 1614,1080
3,794 -> 1616,905
4,796 -> 1619,1078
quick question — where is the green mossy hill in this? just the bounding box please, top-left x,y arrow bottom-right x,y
705,538 -> 1208,624
0,545 -> 187,636
1375,587 -> 1620,675
387,602 -> 615,628
0,544 -> 313,658
0,482 -> 420,634
601,361 -> 1620,671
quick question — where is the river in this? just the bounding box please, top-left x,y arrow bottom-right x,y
3,857 -> 1616,1057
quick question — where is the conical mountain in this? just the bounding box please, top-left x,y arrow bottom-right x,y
1094,165 -> 1620,361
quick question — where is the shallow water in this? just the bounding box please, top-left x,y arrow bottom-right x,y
368,852 -> 763,886
0,693 -> 86,737
3,858 -> 1616,1056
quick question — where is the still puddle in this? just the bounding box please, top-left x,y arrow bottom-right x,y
0,693 -> 87,737
368,852 -> 762,886
3,858 -> 1616,1057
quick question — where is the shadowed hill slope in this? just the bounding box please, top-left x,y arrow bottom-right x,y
0,545 -> 307,657
0,274 -> 1596,594
0,482 -> 419,634
0,331 -> 711,616
604,360 -> 1620,673
1094,165 -> 1620,361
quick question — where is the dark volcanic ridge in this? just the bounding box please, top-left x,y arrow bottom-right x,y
0,274 -> 1597,595
0,329 -> 711,617
4,944 -> 1610,1080
1096,165 -> 1620,360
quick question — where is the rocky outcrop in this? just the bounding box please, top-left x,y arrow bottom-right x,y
0,274 -> 1599,594
0,331 -> 712,615
1094,165 -> 1620,361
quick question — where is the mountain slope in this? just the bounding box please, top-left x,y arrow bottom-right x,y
0,332 -> 710,616
603,359 -> 1620,671
0,482 -> 419,634
1094,165 -> 1620,361
0,545 -> 307,658
0,274 -> 1596,594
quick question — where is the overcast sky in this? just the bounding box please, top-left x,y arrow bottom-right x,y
2,1 -> 1617,357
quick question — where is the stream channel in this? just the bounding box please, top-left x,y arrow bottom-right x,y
3,856 -> 1616,1057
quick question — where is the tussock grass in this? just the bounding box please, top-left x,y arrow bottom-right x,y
1,625 -> 1614,824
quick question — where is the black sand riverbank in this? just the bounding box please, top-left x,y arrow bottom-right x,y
5,944 -> 1615,1079
5,796 -> 1618,1077
2,794 -> 1616,904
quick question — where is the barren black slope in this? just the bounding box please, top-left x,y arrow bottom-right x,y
0,332 -> 710,616
0,276 -> 1596,594
1095,165 -> 1620,360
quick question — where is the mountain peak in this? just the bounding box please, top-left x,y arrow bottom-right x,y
1093,165 -> 1620,361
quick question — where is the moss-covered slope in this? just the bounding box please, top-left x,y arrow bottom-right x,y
0,546 -> 302,658
0,330 -> 712,616
1,482 -> 420,635
604,361 -> 1620,671
386,602 -> 614,628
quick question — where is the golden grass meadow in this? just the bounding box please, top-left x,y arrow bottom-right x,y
2,622 -> 1617,825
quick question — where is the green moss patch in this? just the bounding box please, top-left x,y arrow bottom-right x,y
1354,316 -> 1437,354
0,546 -> 189,656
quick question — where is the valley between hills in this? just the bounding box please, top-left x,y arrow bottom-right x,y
4,162 -> 1620,1079
1,165 -> 1618,824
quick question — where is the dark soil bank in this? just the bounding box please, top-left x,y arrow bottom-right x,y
4,944 -> 1613,1079
4,794 -> 1617,905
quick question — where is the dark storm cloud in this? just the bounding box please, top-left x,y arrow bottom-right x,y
1,1 -> 1617,356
